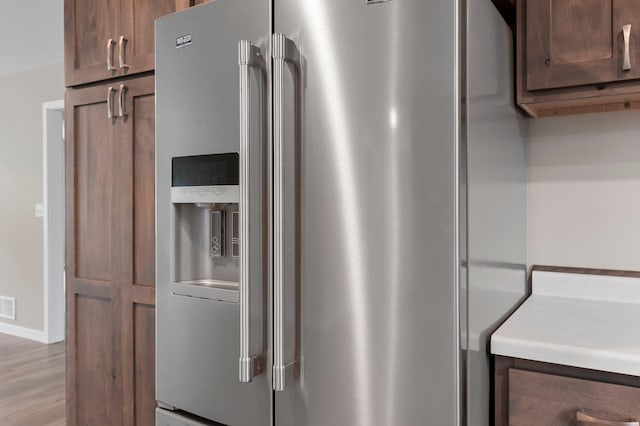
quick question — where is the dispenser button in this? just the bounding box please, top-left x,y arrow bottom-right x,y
210,210 -> 225,258
232,211 -> 240,258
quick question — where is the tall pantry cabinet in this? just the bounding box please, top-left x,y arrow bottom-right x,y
64,1 -> 201,424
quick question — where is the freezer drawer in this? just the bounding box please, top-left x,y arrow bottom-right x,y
156,408 -> 221,426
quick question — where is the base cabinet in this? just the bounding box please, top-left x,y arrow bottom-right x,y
66,75 -> 156,426
495,356 -> 640,426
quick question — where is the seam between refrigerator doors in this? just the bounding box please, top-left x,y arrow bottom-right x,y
454,0 -> 466,424
269,0 -> 275,425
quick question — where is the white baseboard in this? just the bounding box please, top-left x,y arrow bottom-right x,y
0,321 -> 48,343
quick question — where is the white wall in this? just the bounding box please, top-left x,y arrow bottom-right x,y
0,63 -> 64,332
528,110 -> 640,271
0,1 -> 64,337
0,0 -> 63,77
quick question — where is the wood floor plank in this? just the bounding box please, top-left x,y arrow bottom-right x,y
0,333 -> 66,426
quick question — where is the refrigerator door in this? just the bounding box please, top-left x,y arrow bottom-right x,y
155,2 -> 271,425
273,0 -> 461,425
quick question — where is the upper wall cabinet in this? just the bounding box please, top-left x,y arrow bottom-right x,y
518,0 -> 640,117
65,0 -> 188,87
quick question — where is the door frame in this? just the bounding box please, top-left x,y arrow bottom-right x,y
42,99 -> 65,344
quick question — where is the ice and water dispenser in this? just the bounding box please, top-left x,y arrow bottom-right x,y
171,153 -> 241,303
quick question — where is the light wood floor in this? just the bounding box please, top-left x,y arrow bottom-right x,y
0,333 -> 65,426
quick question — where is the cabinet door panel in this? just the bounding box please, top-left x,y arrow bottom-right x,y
72,295 -> 117,425
66,85 -> 118,285
64,0 -> 121,86
66,83 -> 122,426
526,0 -> 640,90
118,75 -> 157,426
75,102 -> 113,281
509,369 -> 640,425
132,93 -> 156,287
549,0 -> 612,65
134,304 -> 156,426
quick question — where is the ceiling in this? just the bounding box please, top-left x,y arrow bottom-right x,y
0,0 -> 63,78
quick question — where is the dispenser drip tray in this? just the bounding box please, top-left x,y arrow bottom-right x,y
171,279 -> 240,303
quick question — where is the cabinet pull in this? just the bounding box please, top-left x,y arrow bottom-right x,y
577,410 -> 639,426
107,87 -> 116,119
118,36 -> 130,69
118,84 -> 128,118
107,39 -> 116,71
623,24 -> 632,71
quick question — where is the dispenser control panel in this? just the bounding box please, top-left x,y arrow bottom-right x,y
171,153 -> 240,204
210,210 -> 225,258
172,153 -> 239,187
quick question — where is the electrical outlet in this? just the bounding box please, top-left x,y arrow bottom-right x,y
35,203 -> 44,218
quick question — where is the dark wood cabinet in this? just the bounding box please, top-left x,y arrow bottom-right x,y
518,0 -> 640,117
495,356 -> 640,426
64,0 -> 189,87
64,0 -> 196,422
65,76 -> 156,426
64,0 -> 122,87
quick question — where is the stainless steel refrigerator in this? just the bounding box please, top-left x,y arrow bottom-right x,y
155,0 -> 527,425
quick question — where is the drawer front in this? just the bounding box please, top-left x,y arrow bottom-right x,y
509,369 -> 640,426
156,409 -> 212,426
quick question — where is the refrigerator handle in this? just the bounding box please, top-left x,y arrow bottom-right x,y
272,33 -> 299,392
238,40 -> 265,383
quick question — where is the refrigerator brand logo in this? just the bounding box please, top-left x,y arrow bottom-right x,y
176,34 -> 193,48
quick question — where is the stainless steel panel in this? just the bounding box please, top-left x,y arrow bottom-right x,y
155,1 -> 271,425
465,0 -> 528,425
274,1 -> 461,424
173,203 -> 238,284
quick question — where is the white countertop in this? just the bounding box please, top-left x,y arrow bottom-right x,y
491,270 -> 640,377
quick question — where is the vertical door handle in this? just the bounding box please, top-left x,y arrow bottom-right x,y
119,36 -> 130,69
623,24 -> 632,71
107,86 -> 116,119
272,33 -> 299,392
107,39 -> 117,71
577,410 -> 639,426
118,84 -> 128,118
238,40 -> 265,383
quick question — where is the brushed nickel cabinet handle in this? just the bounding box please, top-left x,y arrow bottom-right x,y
577,410 -> 639,426
107,39 -> 116,71
118,84 -> 128,118
623,24 -> 632,71
272,33 -> 299,393
119,36 -> 130,69
107,86 -> 116,119
238,40 -> 264,383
